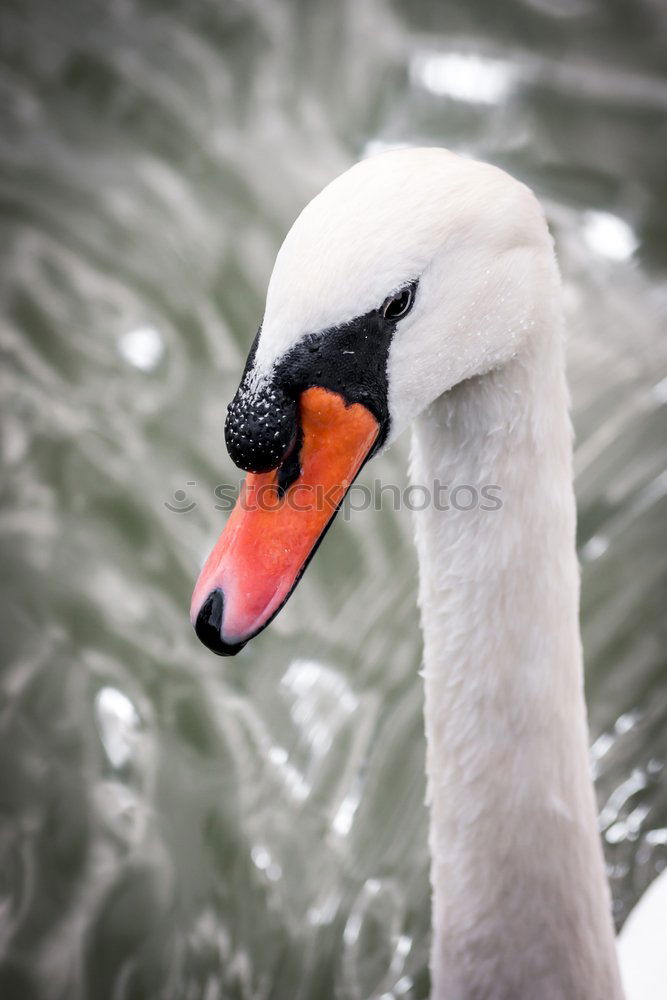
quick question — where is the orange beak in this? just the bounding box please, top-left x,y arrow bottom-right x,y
190,387 -> 379,654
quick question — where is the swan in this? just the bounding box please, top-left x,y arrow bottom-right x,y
189,147 -> 663,999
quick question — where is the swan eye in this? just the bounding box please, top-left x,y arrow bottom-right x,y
382,285 -> 415,321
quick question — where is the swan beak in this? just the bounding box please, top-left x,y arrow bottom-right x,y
190,387 -> 379,655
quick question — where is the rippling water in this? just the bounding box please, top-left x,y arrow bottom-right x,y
1,1 -> 666,997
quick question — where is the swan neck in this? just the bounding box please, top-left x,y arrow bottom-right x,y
410,324 -> 623,998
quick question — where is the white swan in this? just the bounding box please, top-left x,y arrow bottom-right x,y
190,147 -> 664,999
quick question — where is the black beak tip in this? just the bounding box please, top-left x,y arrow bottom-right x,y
193,590 -> 248,657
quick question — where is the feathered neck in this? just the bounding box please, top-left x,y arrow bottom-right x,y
409,282 -> 623,999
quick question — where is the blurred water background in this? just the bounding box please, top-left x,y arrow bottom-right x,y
1,0 -> 666,998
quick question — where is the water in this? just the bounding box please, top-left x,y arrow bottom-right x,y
1,1 -> 666,997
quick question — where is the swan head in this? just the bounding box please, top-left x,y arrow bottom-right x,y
191,147 -> 552,655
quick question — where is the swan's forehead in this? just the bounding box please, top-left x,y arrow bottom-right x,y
254,149 -> 494,375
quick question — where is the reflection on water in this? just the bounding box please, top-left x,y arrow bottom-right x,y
0,0 -> 666,997
118,326 -> 165,373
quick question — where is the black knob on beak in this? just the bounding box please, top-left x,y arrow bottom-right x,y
224,380 -> 298,473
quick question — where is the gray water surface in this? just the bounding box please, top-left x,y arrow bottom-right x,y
1,1 -> 666,998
